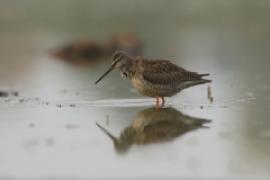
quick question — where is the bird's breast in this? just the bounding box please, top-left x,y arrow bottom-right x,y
131,76 -> 145,93
131,74 -> 181,97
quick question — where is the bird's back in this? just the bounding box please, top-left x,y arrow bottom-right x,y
131,57 -> 211,97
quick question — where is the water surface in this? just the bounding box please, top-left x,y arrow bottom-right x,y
0,1 -> 270,179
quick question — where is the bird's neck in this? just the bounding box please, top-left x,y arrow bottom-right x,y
128,59 -> 139,77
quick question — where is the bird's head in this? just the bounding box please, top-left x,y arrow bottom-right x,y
95,51 -> 133,84
111,50 -> 131,68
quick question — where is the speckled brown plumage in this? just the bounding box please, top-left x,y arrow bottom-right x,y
95,51 -> 211,107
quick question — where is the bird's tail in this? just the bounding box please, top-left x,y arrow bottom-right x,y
198,73 -> 211,84
179,73 -> 211,90
194,79 -> 212,85
199,73 -> 210,77
178,79 -> 211,90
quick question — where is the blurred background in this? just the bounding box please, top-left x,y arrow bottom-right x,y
0,0 -> 270,179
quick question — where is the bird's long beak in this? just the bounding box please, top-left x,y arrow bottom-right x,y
95,61 -> 117,84
96,123 -> 118,144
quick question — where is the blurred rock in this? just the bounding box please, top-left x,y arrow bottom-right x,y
0,91 -> 8,97
50,32 -> 143,66
50,41 -> 109,66
0,90 -> 19,98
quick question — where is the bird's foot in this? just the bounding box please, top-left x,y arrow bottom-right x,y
155,97 -> 165,109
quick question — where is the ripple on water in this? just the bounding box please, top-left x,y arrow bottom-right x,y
65,123 -> 80,129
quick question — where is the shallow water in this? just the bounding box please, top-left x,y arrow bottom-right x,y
0,1 -> 270,179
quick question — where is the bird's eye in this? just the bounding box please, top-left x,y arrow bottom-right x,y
113,53 -> 121,60
122,72 -> 128,77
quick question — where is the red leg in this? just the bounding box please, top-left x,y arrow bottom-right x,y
161,97 -> 165,107
156,97 -> 160,109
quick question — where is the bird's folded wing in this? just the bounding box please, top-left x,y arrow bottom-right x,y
142,60 -> 204,85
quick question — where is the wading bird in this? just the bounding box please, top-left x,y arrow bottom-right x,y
95,51 -> 211,108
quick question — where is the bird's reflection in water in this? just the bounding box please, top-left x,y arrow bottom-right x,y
96,107 -> 211,154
